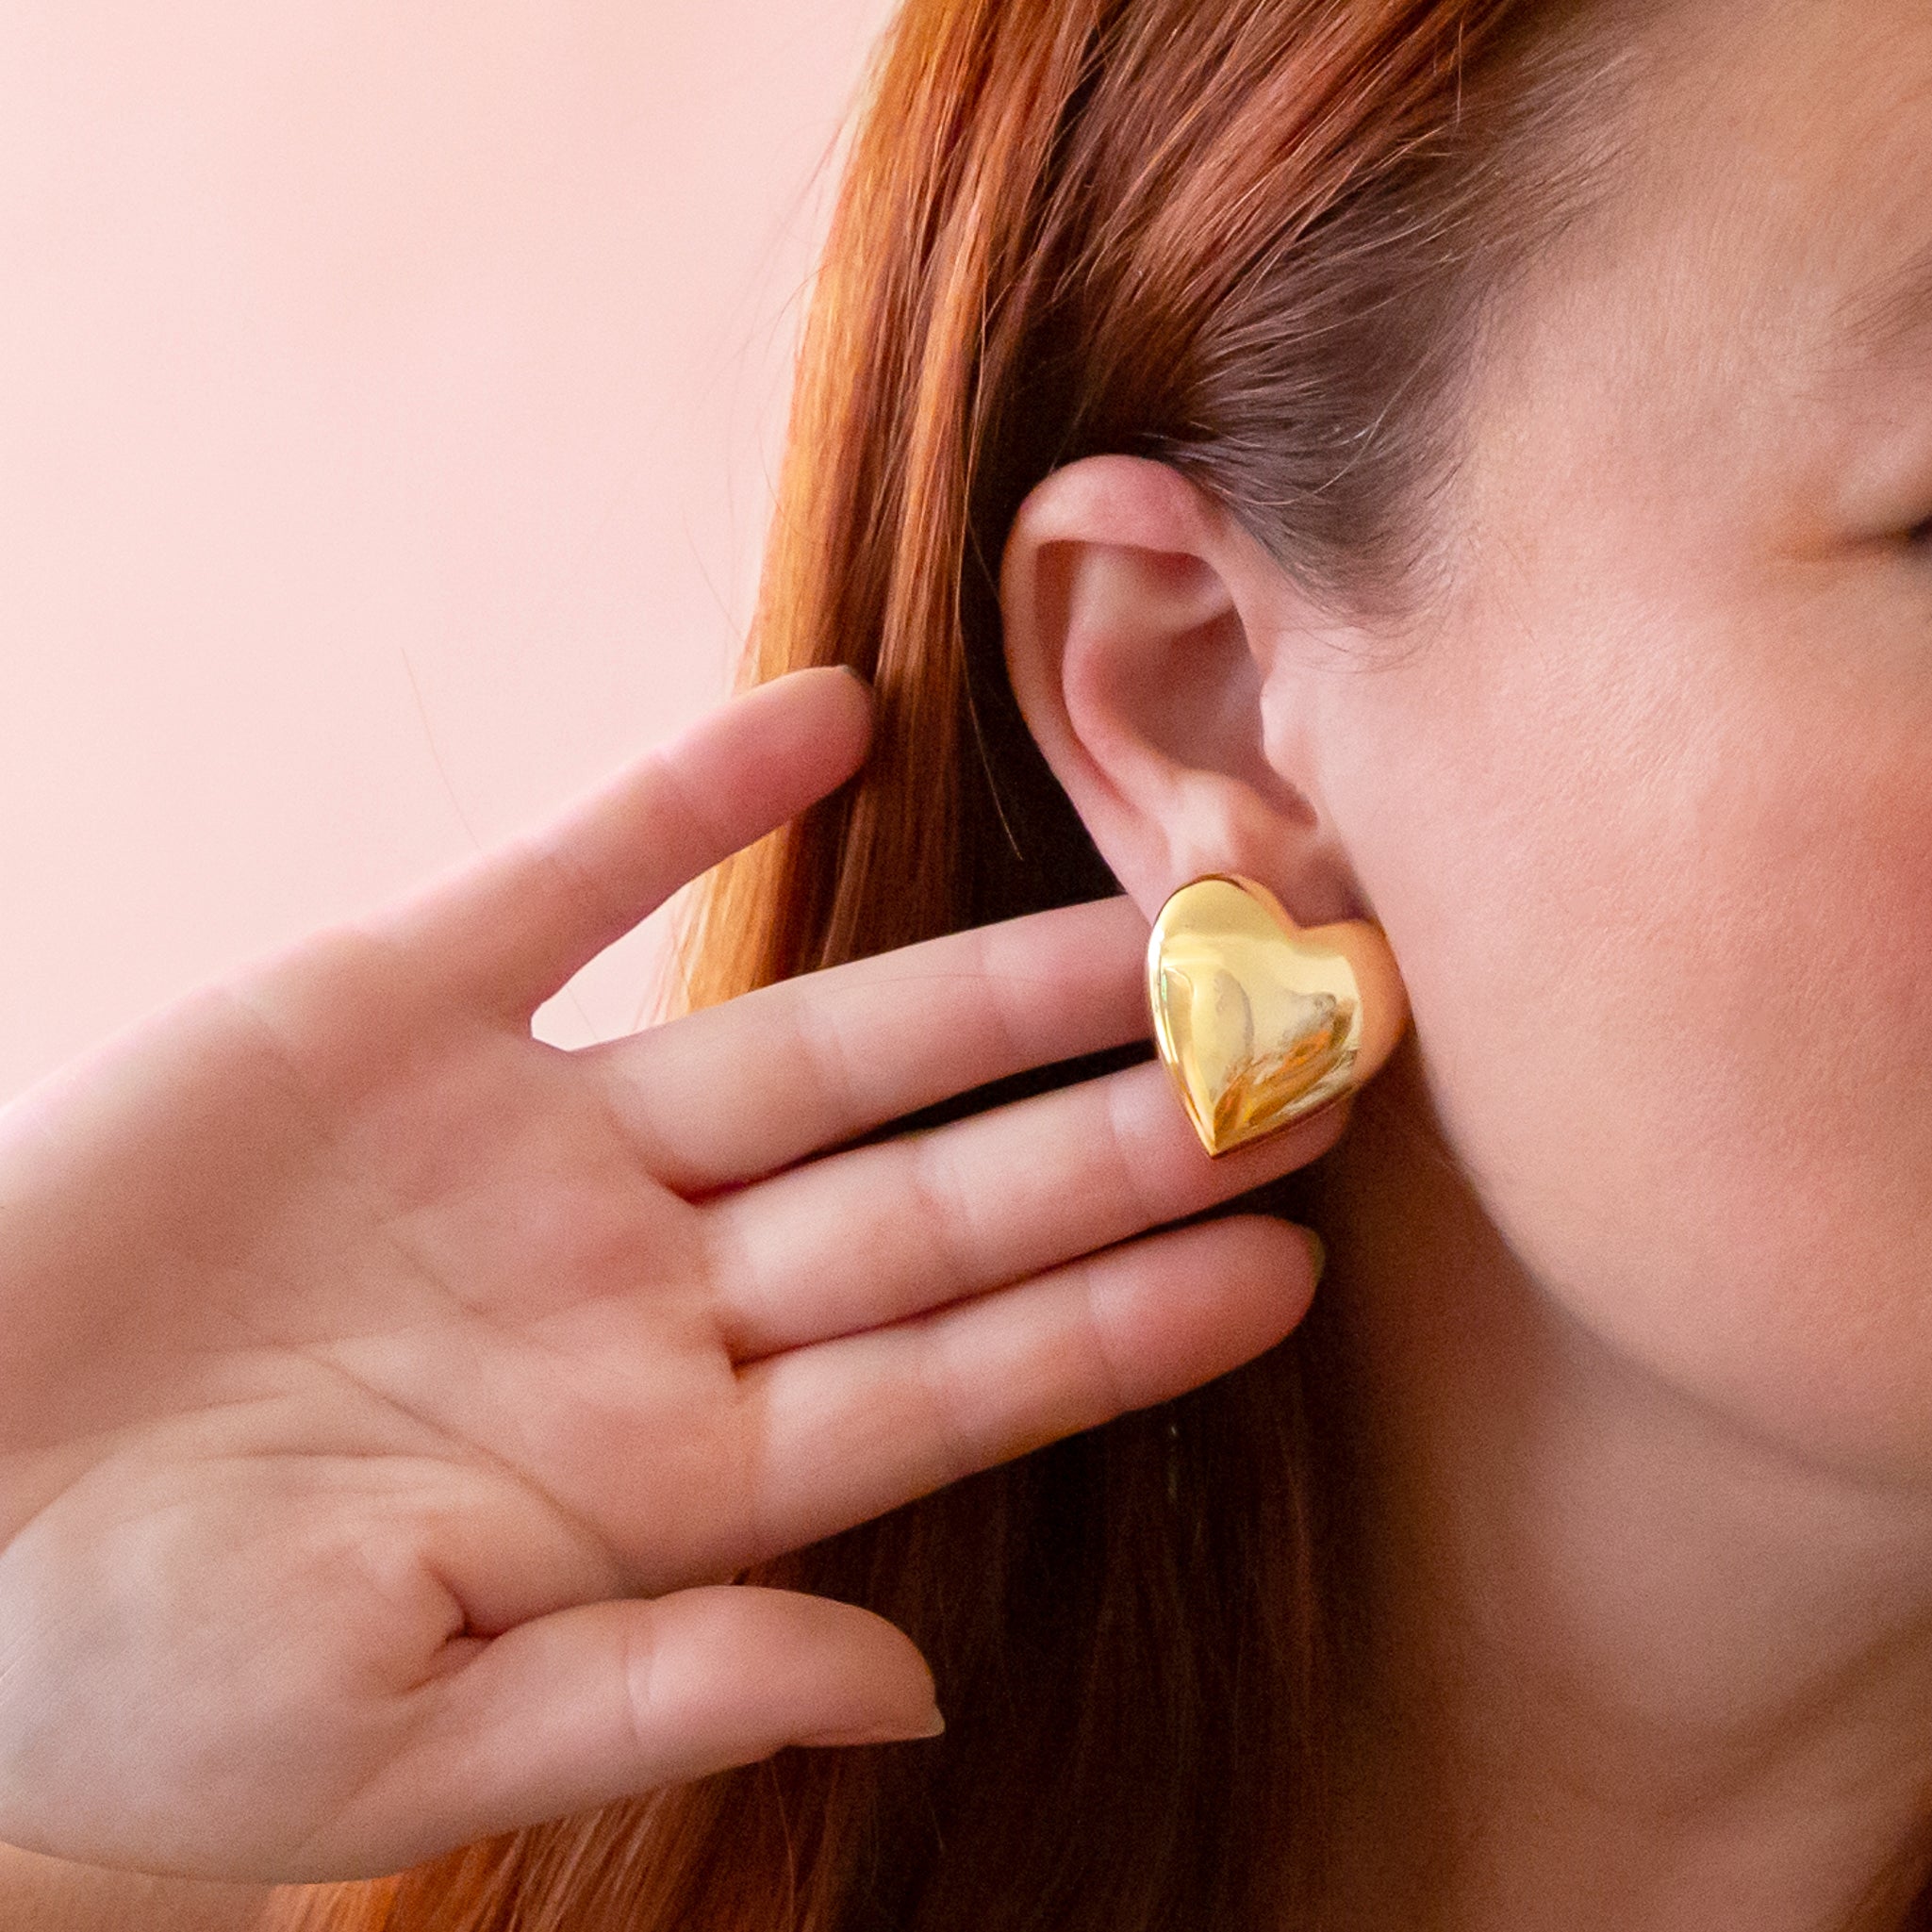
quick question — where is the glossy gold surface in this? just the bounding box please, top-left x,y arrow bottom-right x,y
1147,875 -> 1371,1159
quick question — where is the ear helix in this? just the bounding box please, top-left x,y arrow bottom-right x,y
1146,874 -> 1410,1159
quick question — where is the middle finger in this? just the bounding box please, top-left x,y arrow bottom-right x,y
586,895 -> 1152,1195
704,1056 -> 1351,1359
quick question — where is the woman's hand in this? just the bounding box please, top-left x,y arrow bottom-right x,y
0,668 -> 1340,1885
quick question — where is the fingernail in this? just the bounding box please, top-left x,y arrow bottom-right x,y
833,662 -> 873,692
1304,1228 -> 1327,1286
797,1708 -> 945,1748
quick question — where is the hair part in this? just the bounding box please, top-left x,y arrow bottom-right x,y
267,6 -> 1650,1929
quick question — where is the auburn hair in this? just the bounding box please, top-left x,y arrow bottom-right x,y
268,1 -> 1641,1925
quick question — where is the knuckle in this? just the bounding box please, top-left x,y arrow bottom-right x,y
900,1133 -> 978,1302
1099,1070 -> 1173,1231
1076,1255 -> 1138,1419
791,983 -> 876,1136
910,1321 -> 986,1488
619,1608 -> 668,1759
520,833 -> 628,945
649,737 -> 737,858
977,921 -> 1040,1071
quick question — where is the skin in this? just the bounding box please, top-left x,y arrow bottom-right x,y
999,0 -> 1932,1925
7,0 -> 1928,1926
0,667 -> 1338,1906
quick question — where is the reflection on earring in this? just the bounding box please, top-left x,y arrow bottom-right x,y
1147,874 -> 1410,1159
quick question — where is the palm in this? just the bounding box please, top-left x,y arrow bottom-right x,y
0,670 -> 1341,1884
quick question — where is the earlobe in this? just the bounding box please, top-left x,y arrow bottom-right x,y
999,454 -> 1351,927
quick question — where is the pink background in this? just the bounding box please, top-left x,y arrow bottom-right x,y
0,0 -> 894,1103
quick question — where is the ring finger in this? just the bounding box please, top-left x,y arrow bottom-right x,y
734,1210 -> 1322,1561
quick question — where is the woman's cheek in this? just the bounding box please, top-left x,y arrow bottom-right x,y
1342,580 -> 1932,1467
1438,623 -> 1932,1476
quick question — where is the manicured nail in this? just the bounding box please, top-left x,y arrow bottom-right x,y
797,1708 -> 945,1748
1304,1228 -> 1327,1286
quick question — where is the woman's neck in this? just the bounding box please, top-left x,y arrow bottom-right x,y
1310,1062 -> 1932,1932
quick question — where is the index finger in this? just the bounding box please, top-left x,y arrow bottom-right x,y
368,667 -> 873,1017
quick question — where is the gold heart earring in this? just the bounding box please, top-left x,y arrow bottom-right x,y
1147,874 -> 1410,1158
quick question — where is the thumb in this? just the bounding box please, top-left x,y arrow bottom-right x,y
289,1584 -> 942,1883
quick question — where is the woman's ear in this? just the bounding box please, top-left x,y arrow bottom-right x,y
999,454 -> 1364,927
